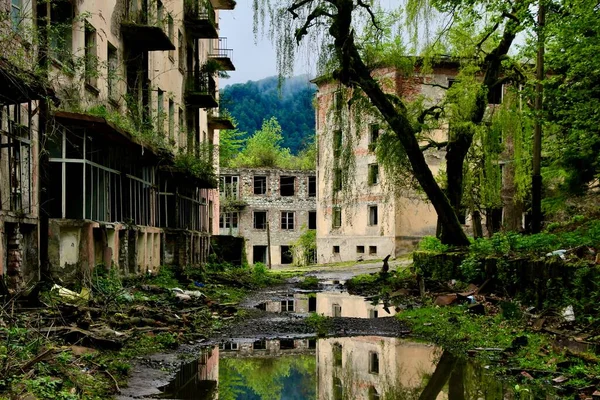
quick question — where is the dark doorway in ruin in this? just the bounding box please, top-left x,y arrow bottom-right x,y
253,245 -> 267,265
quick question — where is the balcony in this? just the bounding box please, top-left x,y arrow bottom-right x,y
184,0 -> 218,39
185,72 -> 218,108
209,0 -> 236,10
208,38 -> 235,71
207,110 -> 235,130
121,10 -> 175,51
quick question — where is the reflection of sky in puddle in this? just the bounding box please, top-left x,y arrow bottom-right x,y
255,290 -> 396,318
160,336 -> 552,399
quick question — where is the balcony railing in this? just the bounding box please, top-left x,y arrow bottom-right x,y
208,37 -> 235,71
185,71 -> 218,108
121,6 -> 175,51
184,0 -> 218,38
207,109 -> 235,130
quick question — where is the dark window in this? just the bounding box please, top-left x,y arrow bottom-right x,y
281,211 -> 294,230
332,207 -> 341,228
333,377 -> 343,400
357,246 -> 365,254
11,0 -> 21,31
334,90 -> 343,111
157,89 -> 164,133
333,343 -> 342,366
280,176 -> 295,196
308,211 -> 317,230
369,309 -> 378,318
107,42 -> 118,100
369,352 -> 379,374
178,107 -> 185,146
308,298 -> 317,312
280,339 -> 295,349
220,176 -> 239,199
333,168 -> 342,191
254,176 -> 267,195
281,245 -> 293,264
253,211 -> 267,229
253,340 -> 266,350
369,246 -> 377,255
368,205 -> 378,226
308,339 -> 316,348
369,124 -> 379,151
84,22 -> 97,88
333,130 -> 342,159
280,299 -> 294,311
253,245 -> 267,264
333,245 -> 340,254
49,1 -> 73,64
167,13 -> 174,60
489,83 -> 503,104
168,99 -> 175,141
178,30 -> 184,72
219,212 -> 238,229
368,164 -> 379,185
308,176 -> 316,197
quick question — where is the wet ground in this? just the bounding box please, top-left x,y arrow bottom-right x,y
118,263 -> 556,399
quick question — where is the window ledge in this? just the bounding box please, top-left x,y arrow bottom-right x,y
85,82 -> 100,96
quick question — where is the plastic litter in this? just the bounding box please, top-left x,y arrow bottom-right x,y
562,305 -> 575,322
52,284 -> 90,301
546,249 -> 567,259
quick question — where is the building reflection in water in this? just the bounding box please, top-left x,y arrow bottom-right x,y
159,346 -> 219,399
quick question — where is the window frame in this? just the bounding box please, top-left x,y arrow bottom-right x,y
368,205 -> 378,226
281,211 -> 295,230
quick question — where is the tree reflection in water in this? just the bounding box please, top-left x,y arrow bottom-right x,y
160,337 -> 553,399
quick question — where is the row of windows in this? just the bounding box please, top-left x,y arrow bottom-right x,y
331,205 -> 378,228
220,175 -> 317,198
333,245 -> 378,255
220,210 -> 317,230
333,164 -> 379,192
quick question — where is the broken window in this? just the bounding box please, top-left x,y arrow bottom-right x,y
281,211 -> 294,230
308,210 -> 316,230
368,164 -> 379,185
253,340 -> 266,350
369,309 -> 378,319
107,42 -> 118,100
254,176 -> 267,195
253,211 -> 267,230
489,83 -> 503,104
219,212 -> 238,229
253,245 -> 267,264
333,130 -> 342,159
280,176 -> 295,196
178,30 -> 184,72
369,246 -> 377,255
49,1 -> 73,65
333,245 -> 340,254
332,207 -> 341,228
308,176 -> 316,197
357,246 -> 365,254
280,299 -> 294,311
84,22 -> 98,89
369,124 -> 379,151
333,168 -> 342,191
220,176 -> 239,199
368,205 -> 378,226
281,245 -> 293,264
168,99 -> 174,141
369,352 -> 379,374
11,0 -> 21,31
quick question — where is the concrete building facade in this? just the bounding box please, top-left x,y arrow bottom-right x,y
219,168 -> 317,266
314,66 -> 453,264
0,0 -> 235,290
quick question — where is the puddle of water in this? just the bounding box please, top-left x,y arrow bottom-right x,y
159,336 -> 554,399
254,290 -> 395,318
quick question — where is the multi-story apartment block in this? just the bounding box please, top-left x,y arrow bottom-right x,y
0,0 -> 235,290
314,64 -> 456,264
219,168 -> 316,266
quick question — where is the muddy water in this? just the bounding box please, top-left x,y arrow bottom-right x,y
159,336 -> 548,399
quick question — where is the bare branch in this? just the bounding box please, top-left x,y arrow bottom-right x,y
355,0 -> 381,31
288,0 -> 313,19
475,21 -> 500,50
420,139 -> 449,152
291,5 -> 333,43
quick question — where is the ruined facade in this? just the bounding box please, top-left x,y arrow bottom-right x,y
219,168 -> 317,266
0,0 -> 235,290
314,63 -> 521,264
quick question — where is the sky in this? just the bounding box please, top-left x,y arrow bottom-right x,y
218,0 -> 404,87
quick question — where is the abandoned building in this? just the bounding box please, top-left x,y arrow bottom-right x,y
0,0 -> 236,290
314,61 -> 519,264
219,168 -> 317,266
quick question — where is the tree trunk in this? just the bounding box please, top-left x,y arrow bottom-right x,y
418,351 -> 457,400
472,210 -> 483,238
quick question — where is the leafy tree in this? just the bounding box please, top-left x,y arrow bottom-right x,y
253,0 -> 535,245
219,127 -> 245,168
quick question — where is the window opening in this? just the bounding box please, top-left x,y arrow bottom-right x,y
332,207 -> 341,228
280,299 -> 294,311
369,124 -> 379,151
369,352 -> 380,374
368,164 -> 379,185
220,176 -> 239,199
308,210 -> 316,230
332,303 -> 342,317
253,211 -> 267,230
84,22 -> 98,89
333,245 -> 340,254
368,205 -> 378,226
281,245 -> 293,264
357,245 -> 365,254
107,43 -> 118,100
308,176 -> 316,197
280,176 -> 295,196
254,176 -> 267,195
253,245 -> 267,264
281,211 -> 294,230
369,246 -> 377,255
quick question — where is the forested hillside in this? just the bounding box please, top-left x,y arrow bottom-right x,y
220,75 -> 316,154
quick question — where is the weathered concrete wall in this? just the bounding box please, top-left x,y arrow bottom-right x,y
220,168 -> 317,266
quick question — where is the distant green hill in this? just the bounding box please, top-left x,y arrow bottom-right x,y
220,75 -> 316,155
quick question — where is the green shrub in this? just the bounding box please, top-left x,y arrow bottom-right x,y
418,236 -> 449,253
